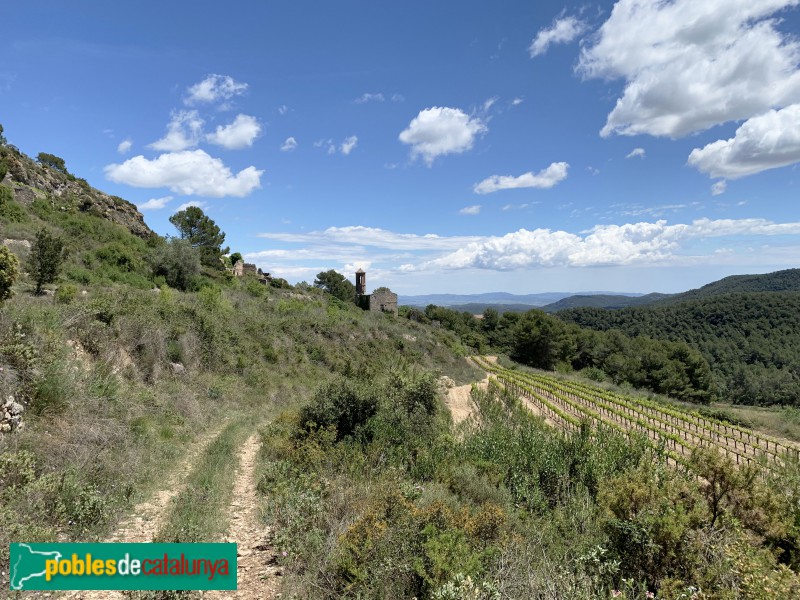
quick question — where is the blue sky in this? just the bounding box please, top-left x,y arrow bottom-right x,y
2,0 -> 799,295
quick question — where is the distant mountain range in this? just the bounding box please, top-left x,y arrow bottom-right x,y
402,269 -> 800,313
401,291 -> 646,309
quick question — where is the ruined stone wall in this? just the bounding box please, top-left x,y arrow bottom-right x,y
369,290 -> 398,316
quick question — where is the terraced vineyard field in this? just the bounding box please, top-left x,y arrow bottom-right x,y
472,356 -> 800,470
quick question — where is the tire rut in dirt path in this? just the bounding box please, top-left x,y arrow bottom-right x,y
203,433 -> 280,600
61,426 -> 224,600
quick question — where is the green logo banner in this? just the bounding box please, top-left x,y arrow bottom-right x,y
10,543 -> 237,591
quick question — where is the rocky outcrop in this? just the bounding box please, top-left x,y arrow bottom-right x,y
1,395 -> 24,433
0,147 -> 153,239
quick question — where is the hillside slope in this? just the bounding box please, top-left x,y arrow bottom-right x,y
541,292 -> 671,312
654,268 -> 800,304
1,144 -> 152,239
557,291 -> 800,406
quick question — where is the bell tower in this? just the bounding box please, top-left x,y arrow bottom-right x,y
355,269 -> 366,296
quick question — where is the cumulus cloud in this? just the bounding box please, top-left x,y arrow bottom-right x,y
340,135 -> 358,155
206,114 -> 262,149
185,74 -> 247,106
474,162 -> 569,194
355,93 -> 384,103
281,136 -> 298,152
530,16 -> 587,57
105,150 -> 263,197
688,104 -> 800,178
137,195 -> 172,210
711,180 -> 727,196
176,200 -> 209,212
117,139 -> 132,154
399,107 -> 487,165
416,218 -> 800,271
150,110 -> 204,152
626,147 -> 645,159
579,0 -> 800,138
459,205 -> 481,215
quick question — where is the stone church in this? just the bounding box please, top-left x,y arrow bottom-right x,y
355,269 -> 398,316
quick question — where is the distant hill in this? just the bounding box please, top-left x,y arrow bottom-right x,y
652,268 -> 800,304
557,289 -> 800,406
402,291 -> 644,308
434,303 -> 538,315
542,292 -> 671,312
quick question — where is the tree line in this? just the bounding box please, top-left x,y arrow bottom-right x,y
402,304 -> 715,403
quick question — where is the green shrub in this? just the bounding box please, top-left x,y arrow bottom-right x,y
148,238 -> 201,291
300,377 -> 378,441
0,245 -> 19,302
0,186 -> 27,222
28,228 -> 66,294
55,283 -> 78,304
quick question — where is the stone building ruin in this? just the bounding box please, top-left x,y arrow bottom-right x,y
355,269 -> 398,316
232,259 -> 272,285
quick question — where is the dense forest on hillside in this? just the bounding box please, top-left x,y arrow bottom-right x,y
653,269 -> 800,305
557,292 -> 800,406
402,304 -> 715,403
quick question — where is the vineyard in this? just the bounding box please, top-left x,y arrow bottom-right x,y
471,356 -> 800,471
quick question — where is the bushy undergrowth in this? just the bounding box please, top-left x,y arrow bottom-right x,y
0,277 -> 474,589
257,378 -> 800,599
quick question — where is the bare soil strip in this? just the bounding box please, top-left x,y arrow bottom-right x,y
204,433 -> 279,600
443,356 -> 497,424
62,426 -> 223,600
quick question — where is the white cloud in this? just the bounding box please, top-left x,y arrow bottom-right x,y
459,205 -> 481,215
150,110 -> 204,152
258,226 -> 482,251
185,74 -> 247,106
105,149 -> 263,197
175,200 -> 208,212
511,97 -> 524,106
474,162 -> 569,194
391,93 -> 405,102
137,195 -> 172,210
117,139 -> 132,154
711,180 -> 727,196
176,200 -> 209,212
399,106 -> 487,165
355,93 -> 384,104
416,218 -> 800,271
276,105 -> 289,115
257,218 -> 800,276
579,0 -> 800,138
688,104 -> 800,178
281,136 -> 298,152
340,135 -> 358,155
205,114 -> 261,149
530,16 -> 587,57
626,147 -> 645,159
502,203 -> 530,211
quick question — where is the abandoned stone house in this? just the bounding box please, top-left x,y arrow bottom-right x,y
232,259 -> 272,285
355,269 -> 398,316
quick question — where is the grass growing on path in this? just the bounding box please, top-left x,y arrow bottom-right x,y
156,417 -> 254,543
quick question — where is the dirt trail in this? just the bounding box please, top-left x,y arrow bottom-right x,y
442,356 -> 497,424
62,427 -> 222,600
204,433 -> 280,599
